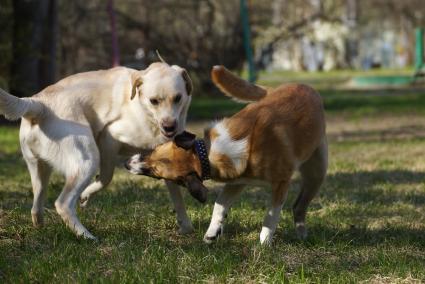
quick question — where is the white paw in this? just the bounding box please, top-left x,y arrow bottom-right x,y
80,231 -> 98,242
259,227 -> 274,245
31,212 -> 44,228
203,225 -> 224,244
79,196 -> 90,208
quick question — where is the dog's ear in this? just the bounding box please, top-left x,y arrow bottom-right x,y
185,173 -> 208,203
174,131 -> 196,150
181,69 -> 193,96
131,76 -> 143,100
172,66 -> 193,96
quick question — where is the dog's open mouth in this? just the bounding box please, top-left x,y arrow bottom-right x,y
161,130 -> 177,138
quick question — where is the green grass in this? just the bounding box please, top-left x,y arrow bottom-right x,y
256,67 -> 415,89
190,69 -> 425,120
190,89 -> 425,120
1,74 -> 425,282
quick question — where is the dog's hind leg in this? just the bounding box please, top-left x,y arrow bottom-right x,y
55,134 -> 100,240
260,178 -> 291,245
203,183 -> 244,244
165,181 -> 194,234
293,139 -> 328,240
26,158 -> 52,227
80,135 -> 119,208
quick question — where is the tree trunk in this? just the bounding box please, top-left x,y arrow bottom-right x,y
39,0 -> 58,89
107,0 -> 120,67
10,0 -> 57,98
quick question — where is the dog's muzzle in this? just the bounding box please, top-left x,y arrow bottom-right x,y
161,120 -> 178,138
125,154 -> 150,175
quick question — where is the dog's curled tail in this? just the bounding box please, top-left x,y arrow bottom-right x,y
0,88 -> 44,121
211,65 -> 267,103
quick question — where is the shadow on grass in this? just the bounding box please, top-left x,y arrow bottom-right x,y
2,168 -> 424,244
74,168 -> 425,244
0,153 -> 27,177
323,170 -> 425,205
328,125 -> 425,143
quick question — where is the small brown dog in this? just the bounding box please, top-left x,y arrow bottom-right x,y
126,66 -> 328,244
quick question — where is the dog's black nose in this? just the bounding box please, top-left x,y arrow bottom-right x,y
161,119 -> 177,132
163,125 -> 176,132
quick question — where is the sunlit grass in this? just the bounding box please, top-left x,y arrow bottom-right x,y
1,83 -> 425,282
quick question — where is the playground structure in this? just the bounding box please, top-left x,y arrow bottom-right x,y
351,27 -> 425,87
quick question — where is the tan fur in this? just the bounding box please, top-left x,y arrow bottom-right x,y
139,83 -> 326,195
146,143 -> 203,181
208,152 -> 240,179
132,67 -> 328,243
211,66 -> 267,102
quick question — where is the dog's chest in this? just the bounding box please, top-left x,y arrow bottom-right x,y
109,119 -> 167,150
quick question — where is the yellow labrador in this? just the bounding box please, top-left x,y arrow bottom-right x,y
0,62 -> 195,240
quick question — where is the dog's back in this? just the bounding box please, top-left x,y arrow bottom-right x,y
209,66 -> 326,181
208,67 -> 327,243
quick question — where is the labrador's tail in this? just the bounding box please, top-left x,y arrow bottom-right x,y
211,65 -> 269,103
0,88 -> 44,120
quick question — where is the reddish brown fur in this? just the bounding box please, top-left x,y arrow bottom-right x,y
137,67 -> 327,242
208,152 -> 240,179
136,66 -> 327,242
143,82 -> 326,207
145,143 -> 202,181
211,66 -> 267,102
142,68 -> 326,219
144,84 -> 325,181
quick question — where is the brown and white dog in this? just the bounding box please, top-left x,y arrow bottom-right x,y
126,66 -> 328,244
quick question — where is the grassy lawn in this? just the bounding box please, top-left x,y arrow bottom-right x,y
1,72 -> 425,282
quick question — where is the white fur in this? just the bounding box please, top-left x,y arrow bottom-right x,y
0,89 -> 43,120
259,205 -> 284,245
203,184 -> 244,244
209,121 -> 249,174
0,63 -> 193,239
259,227 -> 273,244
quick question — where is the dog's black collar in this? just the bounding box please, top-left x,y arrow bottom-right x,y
194,139 -> 211,180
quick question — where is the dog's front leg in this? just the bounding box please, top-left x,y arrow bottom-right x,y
165,180 -> 194,234
204,183 -> 244,244
80,134 -> 119,207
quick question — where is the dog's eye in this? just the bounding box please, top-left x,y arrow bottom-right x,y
150,98 -> 159,105
174,94 -> 182,104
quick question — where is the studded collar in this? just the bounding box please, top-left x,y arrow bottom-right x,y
193,139 -> 211,180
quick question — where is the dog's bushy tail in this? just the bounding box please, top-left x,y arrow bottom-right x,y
0,88 -> 44,120
211,65 -> 267,103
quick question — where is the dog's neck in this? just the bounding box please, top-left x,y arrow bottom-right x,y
193,139 -> 211,180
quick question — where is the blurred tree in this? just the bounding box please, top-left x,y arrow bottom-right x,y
55,0 -> 245,94
1,0 -> 423,98
107,0 -> 120,67
10,0 -> 57,97
115,0 -> 245,92
0,0 -> 13,90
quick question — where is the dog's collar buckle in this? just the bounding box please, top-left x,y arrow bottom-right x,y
194,139 -> 211,180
